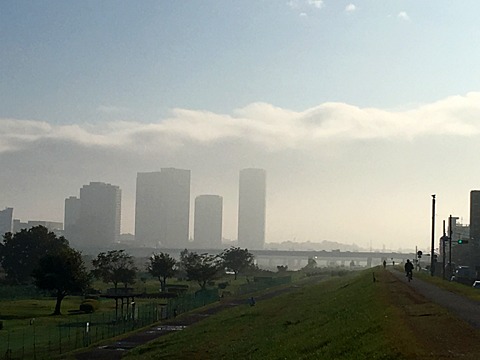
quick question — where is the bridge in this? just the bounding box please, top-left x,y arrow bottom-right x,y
107,246 -> 415,271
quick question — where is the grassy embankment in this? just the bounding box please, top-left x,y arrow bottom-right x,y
124,269 -> 401,360
124,268 -> 480,360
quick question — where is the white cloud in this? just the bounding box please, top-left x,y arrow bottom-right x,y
307,0 -> 324,9
299,12 -> 307,17
345,4 -> 356,12
398,11 -> 410,21
2,93 -> 480,155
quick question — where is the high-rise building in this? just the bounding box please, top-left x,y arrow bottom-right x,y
237,168 -> 266,250
65,182 -> 121,248
135,168 -> 190,248
64,196 -> 81,243
194,195 -> 223,249
470,190 -> 480,245
0,207 -> 13,236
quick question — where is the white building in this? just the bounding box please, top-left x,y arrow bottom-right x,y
237,168 -> 266,250
194,195 -> 223,249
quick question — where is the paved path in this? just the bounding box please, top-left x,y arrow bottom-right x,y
390,269 -> 480,329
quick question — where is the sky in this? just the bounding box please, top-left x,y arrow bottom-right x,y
2,1 -> 480,252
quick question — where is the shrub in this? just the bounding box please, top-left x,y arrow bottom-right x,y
218,282 -> 229,289
79,299 -> 100,313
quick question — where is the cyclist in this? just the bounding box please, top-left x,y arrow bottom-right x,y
404,259 -> 414,281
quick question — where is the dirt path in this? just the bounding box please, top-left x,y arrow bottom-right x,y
381,268 -> 480,359
389,268 -> 480,329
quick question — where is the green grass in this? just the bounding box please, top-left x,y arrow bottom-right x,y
124,269 -> 405,360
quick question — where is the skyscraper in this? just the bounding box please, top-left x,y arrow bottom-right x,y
64,196 -> 81,244
0,207 -> 13,236
194,195 -> 223,249
65,182 -> 121,249
237,168 -> 266,250
470,190 -> 480,245
135,168 -> 190,248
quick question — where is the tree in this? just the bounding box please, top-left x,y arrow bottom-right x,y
220,247 -> 255,280
32,247 -> 91,315
92,250 -> 137,291
180,250 -> 222,290
147,252 -> 177,292
0,226 -> 69,284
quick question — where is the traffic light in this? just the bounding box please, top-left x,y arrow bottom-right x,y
458,239 -> 469,244
417,250 -> 423,259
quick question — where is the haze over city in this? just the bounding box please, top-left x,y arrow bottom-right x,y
3,1 -> 480,252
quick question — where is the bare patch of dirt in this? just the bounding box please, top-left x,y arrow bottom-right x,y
378,270 -> 480,359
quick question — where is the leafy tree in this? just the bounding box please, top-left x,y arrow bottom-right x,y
304,257 -> 317,270
92,250 -> 137,291
32,246 -> 91,315
180,250 -> 222,290
0,226 -> 69,284
147,252 -> 177,292
220,247 -> 255,280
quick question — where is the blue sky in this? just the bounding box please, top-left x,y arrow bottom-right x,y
2,1 -> 480,251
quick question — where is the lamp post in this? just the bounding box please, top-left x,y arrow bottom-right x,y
431,194 -> 436,277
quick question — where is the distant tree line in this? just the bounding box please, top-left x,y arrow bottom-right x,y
0,226 -> 256,315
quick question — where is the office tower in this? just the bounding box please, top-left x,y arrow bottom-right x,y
135,168 -> 190,248
237,168 -> 266,250
194,195 -> 223,249
0,207 -> 13,236
470,190 -> 480,245
64,196 -> 81,243
65,182 -> 121,248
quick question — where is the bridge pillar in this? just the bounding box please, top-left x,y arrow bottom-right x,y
367,257 -> 372,268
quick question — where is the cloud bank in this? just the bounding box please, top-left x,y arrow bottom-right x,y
2,92 -> 480,156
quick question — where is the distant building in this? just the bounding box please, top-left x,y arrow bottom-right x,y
194,195 -> 223,249
237,168 -> 266,250
65,182 -> 121,249
64,196 -> 81,239
12,219 -> 63,235
470,190 -> 480,245
0,207 -> 13,236
135,168 -> 190,248
449,217 -> 470,244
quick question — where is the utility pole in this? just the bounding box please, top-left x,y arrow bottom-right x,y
448,215 -> 453,279
431,194 -> 436,277
442,220 -> 446,280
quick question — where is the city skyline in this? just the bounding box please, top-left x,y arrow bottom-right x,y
4,2 -> 480,251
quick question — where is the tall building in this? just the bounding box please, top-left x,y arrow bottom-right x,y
194,195 -> 223,249
0,207 -> 13,236
65,182 -> 121,249
237,168 -> 266,250
64,196 -> 81,242
135,168 -> 190,248
470,190 -> 480,245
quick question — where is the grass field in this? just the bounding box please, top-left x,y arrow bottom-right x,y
124,269 -> 403,360
0,271 -> 304,359
121,267 -> 480,360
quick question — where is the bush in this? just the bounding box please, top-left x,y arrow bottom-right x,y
79,299 -> 100,313
0,320 -> 3,330
218,282 -> 229,289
